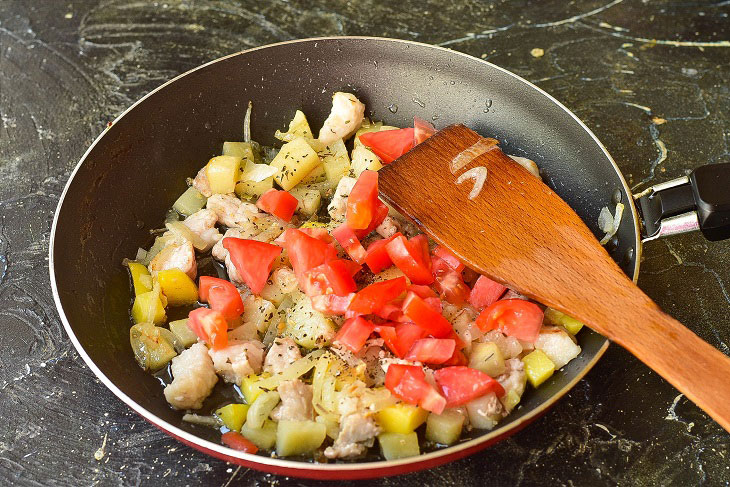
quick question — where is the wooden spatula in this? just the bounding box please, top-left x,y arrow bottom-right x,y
377,124 -> 730,432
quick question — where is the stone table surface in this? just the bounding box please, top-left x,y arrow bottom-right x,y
1,0 -> 729,485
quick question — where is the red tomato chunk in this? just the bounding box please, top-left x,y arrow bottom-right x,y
199,276 -> 244,322
223,237 -> 282,295
334,316 -> 376,353
475,299 -> 544,342
434,366 -> 505,407
221,432 -> 259,453
385,364 -> 446,414
468,275 -> 507,309
359,128 -> 415,164
255,189 -> 298,222
188,308 -> 228,350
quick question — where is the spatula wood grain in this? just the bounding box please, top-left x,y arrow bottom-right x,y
378,124 -> 730,432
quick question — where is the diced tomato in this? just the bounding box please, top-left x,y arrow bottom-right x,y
221,432 -> 258,453
364,233 -> 402,273
348,276 -> 407,315
462,267 -> 479,286
410,234 -> 430,262
384,364 -> 446,414
401,292 -> 453,337
346,170 -> 379,230
385,235 -> 434,285
354,200 -> 389,239
393,322 -> 429,357
310,293 -> 354,315
373,302 -> 403,322
299,227 -> 334,243
188,308 -> 228,350
475,299 -> 544,342
255,189 -> 298,222
405,338 -> 456,364
374,325 -> 398,355
198,276 -> 244,322
323,259 -> 358,296
407,284 -> 437,299
299,264 -> 329,297
334,316 -> 375,353
433,245 -> 464,272
442,349 -> 468,366
433,269 -> 471,305
332,224 -> 367,264
223,237 -> 282,295
280,229 -> 337,276
434,366 -> 505,407
414,116 -> 437,145
359,128 -> 416,164
424,296 -> 443,313
468,275 -> 507,309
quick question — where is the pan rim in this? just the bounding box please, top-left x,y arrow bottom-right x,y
49,35 -> 640,472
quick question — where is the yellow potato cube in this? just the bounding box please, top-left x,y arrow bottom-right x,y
206,155 -> 242,194
271,138 -> 321,191
169,318 -> 197,348
378,432 -> 420,460
469,342 -> 506,377
156,269 -> 199,306
127,262 -> 153,296
288,185 -> 322,217
544,307 -> 585,335
377,403 -> 428,434
131,290 -> 166,324
276,420 -> 326,457
522,349 -> 556,388
240,419 -> 277,450
240,374 -> 268,405
215,403 -> 250,432
350,145 -> 383,177
425,410 -> 465,445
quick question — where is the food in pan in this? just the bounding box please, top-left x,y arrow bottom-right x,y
124,92 -> 585,460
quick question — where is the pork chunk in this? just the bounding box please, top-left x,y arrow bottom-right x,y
183,209 -> 221,252
327,176 -> 356,221
318,92 -> 366,144
192,167 -> 212,197
263,337 -> 302,375
207,193 -> 259,228
208,339 -> 264,384
164,343 -> 218,410
149,240 -> 197,280
324,381 -> 380,459
270,379 -> 314,422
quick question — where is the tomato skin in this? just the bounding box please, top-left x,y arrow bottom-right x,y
468,275 -> 507,309
223,237 -> 282,295
442,349 -> 468,366
299,227 -> 334,243
199,276 -> 244,322
385,364 -> 446,414
385,235 -> 434,285
221,432 -> 259,453
401,292 -> 453,338
359,128 -> 416,164
280,229 -> 337,277
407,284 -> 438,299
414,116 -> 437,145
332,224 -> 367,264
434,366 -> 505,407
375,322 -> 429,357
334,316 -> 376,353
310,293 -> 354,315
188,308 -> 228,350
433,246 -> 465,273
348,276 -> 407,315
354,200 -> 389,239
475,299 -> 544,342
323,259 -> 358,296
433,267 -> 471,305
405,338 -> 456,364
346,170 -> 379,230
255,189 -> 298,222
365,233 -> 402,273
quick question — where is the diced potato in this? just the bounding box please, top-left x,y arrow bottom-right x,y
259,279 -> 288,307
378,432 -> 420,460
522,349 -> 556,387
216,403 -> 250,432
276,420 -> 327,457
156,269 -> 198,306
534,327 -> 581,369
289,185 -> 322,217
300,163 -> 326,184
320,139 -> 350,187
500,389 -> 521,413
466,393 -> 502,430
377,403 -> 428,434
206,155 -> 242,194
223,141 -> 255,163
315,414 -> 340,440
544,307 -> 585,335
169,318 -> 198,348
129,323 -> 177,371
127,262 -> 153,296
241,419 -> 277,450
275,110 -> 313,140
240,374 -> 268,405
173,187 -> 207,216
242,295 -> 276,333
425,409 -> 465,445
350,145 -> 383,177
469,342 -> 506,377
131,289 -> 166,324
284,294 -> 336,349
235,176 -> 274,199
271,138 -> 321,191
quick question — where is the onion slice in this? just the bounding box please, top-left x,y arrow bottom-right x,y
450,138 -> 497,174
598,202 -> 625,245
241,163 -> 279,182
243,101 -> 252,143
456,166 -> 488,200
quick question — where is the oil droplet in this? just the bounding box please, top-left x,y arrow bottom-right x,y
612,188 -> 623,204
412,97 -> 425,108
450,81 -> 456,85
483,99 -> 493,113
373,60 -> 378,69
432,115 -> 439,121
388,104 -> 398,113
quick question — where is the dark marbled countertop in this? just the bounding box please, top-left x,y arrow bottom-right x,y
1,1 -> 729,485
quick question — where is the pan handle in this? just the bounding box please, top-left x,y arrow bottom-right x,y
635,163 -> 730,242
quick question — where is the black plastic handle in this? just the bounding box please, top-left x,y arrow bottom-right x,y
637,163 -> 730,241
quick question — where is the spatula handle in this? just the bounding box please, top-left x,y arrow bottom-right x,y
606,302 -> 730,432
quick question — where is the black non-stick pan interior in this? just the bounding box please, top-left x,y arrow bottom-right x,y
52,37 -> 638,454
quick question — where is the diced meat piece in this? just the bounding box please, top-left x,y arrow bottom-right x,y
272,267 -> 298,294
263,337 -> 302,375
324,381 -> 380,459
207,193 -> 260,228
224,254 -> 244,287
183,209 -> 221,252
327,176 -> 357,222
448,306 -> 481,353
270,379 -> 314,422
502,288 -> 528,300
330,339 -> 383,387
208,339 -> 264,384
192,167 -> 212,197
534,326 -> 581,369
481,330 -> 523,359
212,228 -> 250,261
375,216 -> 401,238
149,240 -> 197,280
164,343 -> 218,410
318,92 -> 366,144
497,357 -> 527,399
508,155 -> 540,179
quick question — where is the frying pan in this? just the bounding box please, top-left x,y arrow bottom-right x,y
49,37 -> 727,480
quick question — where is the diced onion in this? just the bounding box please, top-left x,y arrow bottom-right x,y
456,166 -> 488,200
256,349 -> 326,390
508,155 -> 540,178
599,202 -> 625,245
165,222 -> 207,251
246,391 -> 280,429
183,413 -> 222,427
241,163 -> 278,182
